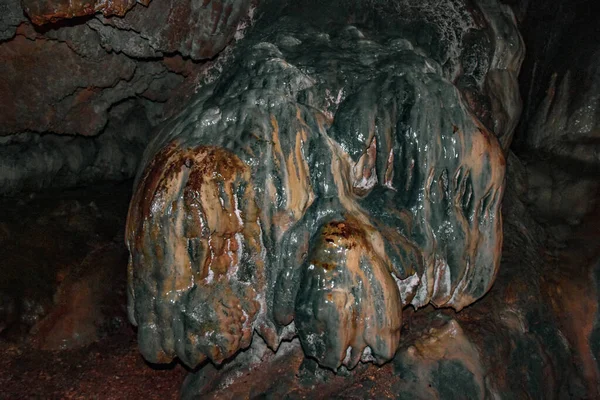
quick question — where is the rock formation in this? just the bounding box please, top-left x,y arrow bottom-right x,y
126,0 -> 523,374
1,0 -> 599,398
0,0 -> 255,194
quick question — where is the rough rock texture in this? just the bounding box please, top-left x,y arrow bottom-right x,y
0,30 -> 169,137
0,0 -> 25,40
180,153 -> 600,399
514,0 -> 600,225
21,0 -> 254,58
126,0 -> 523,372
21,0 -> 149,25
0,101 -> 152,194
0,0 -> 255,194
0,183 -> 132,346
94,0 -> 255,60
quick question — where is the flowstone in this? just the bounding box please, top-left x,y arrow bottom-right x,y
126,0 -> 523,377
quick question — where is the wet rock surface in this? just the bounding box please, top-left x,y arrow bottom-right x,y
122,0 -> 599,398
0,166 -> 597,398
175,154 -> 600,399
126,0 -> 522,373
1,0 -> 599,398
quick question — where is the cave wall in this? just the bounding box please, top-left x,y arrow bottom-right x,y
0,0 -> 256,194
514,0 -> 600,225
0,0 -> 598,398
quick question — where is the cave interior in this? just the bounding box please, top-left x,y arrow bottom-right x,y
0,0 -> 599,399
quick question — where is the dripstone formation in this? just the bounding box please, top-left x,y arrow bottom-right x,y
126,0 -> 523,389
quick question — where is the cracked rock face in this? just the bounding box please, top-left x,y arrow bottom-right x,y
0,0 -> 25,40
0,34 -> 140,136
2,0 -> 253,137
93,0 -> 255,61
0,0 -> 254,194
21,0 -> 149,25
126,0 -> 523,372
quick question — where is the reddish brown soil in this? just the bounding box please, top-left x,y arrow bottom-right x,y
0,328 -> 186,399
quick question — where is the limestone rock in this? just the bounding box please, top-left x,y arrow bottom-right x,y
126,0 -> 520,372
178,152 -> 600,399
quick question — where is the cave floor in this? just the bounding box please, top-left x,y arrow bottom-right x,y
0,181 -> 186,399
0,330 -> 186,399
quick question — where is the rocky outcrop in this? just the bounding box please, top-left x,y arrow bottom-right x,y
124,1 -> 600,397
125,0 -> 523,375
0,0 -> 25,40
0,0 -> 255,194
2,0 -> 599,398
92,0 -> 255,61
21,0 -> 148,25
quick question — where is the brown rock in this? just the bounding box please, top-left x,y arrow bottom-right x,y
0,35 -> 136,136
96,0 -> 254,60
0,1 -> 254,138
30,244 -> 128,350
21,0 -> 150,25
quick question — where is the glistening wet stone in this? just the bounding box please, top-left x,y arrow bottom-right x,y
126,0 -> 523,376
